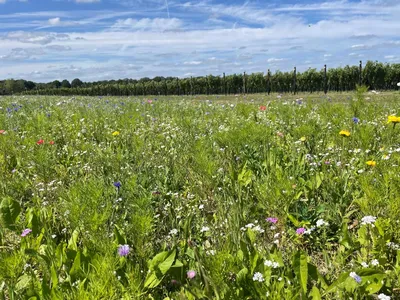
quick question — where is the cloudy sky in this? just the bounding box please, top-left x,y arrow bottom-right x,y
0,0 -> 399,82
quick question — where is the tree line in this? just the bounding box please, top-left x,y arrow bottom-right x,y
1,61 -> 400,96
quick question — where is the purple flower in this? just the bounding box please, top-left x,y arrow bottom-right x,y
352,117 -> 360,124
296,228 -> 306,235
187,270 -> 196,279
113,181 -> 121,189
118,244 -> 130,256
349,272 -> 362,283
21,229 -> 32,237
266,217 -> 278,224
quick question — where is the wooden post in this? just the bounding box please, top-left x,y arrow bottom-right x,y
243,71 -> 246,94
206,75 -> 209,95
293,67 -> 297,95
359,60 -> 362,86
324,64 -> 327,94
267,69 -> 271,95
177,77 -> 180,95
190,76 -> 193,96
223,73 -> 226,95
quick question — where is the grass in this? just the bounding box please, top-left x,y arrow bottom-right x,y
0,90 -> 399,299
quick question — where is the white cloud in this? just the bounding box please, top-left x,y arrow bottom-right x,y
267,58 -> 285,63
112,18 -> 182,31
48,17 -> 61,25
184,61 -> 202,65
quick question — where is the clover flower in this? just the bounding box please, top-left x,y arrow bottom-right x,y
21,228 -> 32,237
296,228 -> 306,235
266,217 -> 278,224
187,270 -> 196,279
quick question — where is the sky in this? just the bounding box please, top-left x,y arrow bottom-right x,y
0,0 -> 400,82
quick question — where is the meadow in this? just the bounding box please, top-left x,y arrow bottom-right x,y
0,90 -> 399,299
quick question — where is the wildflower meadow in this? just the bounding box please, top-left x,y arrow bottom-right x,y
0,88 -> 400,299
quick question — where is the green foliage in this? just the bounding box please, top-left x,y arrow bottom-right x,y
0,93 -> 399,299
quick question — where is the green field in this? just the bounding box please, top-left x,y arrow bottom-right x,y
0,90 -> 399,299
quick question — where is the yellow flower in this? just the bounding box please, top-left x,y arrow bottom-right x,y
339,130 -> 351,137
366,160 -> 376,167
387,115 -> 400,124
112,131 -> 120,136
300,136 -> 306,142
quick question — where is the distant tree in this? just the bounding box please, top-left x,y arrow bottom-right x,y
61,79 -> 71,88
71,78 -> 83,88
51,80 -> 61,89
4,79 -> 25,94
24,81 -> 36,90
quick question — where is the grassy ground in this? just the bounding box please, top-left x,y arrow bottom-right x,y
0,90 -> 399,299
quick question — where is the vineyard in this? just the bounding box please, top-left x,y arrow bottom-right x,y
0,90 -> 399,299
2,61 -> 400,96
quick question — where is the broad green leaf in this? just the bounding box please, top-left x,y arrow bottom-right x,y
15,274 -> 31,292
293,251 -> 308,296
144,273 -> 162,289
114,224 -> 126,245
309,286 -> 321,300
236,267 -> 248,284
158,249 -> 176,275
69,250 -> 82,279
0,197 -> 21,230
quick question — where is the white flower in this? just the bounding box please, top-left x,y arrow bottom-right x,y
397,82 -> 400,87
378,294 -> 391,300
253,272 -> 264,282
316,219 -> 328,227
245,223 -> 255,228
371,259 -> 379,266
200,226 -> 210,233
361,216 -> 377,226
253,225 -> 265,233
198,204 -> 204,210
264,260 -> 279,268
361,262 -> 369,268
264,260 -> 273,267
304,227 -> 316,235
169,228 -> 178,236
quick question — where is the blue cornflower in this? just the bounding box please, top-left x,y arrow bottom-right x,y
349,272 -> 361,283
352,117 -> 359,124
113,181 -> 121,189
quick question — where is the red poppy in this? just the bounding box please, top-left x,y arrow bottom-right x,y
0,130 -> 5,134
259,106 -> 267,111
36,139 -> 44,145
49,141 -> 55,145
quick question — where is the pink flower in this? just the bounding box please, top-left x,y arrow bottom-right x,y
266,217 -> 278,224
296,228 -> 306,235
21,229 -> 32,237
187,270 -> 196,279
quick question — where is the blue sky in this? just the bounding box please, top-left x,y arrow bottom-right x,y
0,0 -> 400,82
